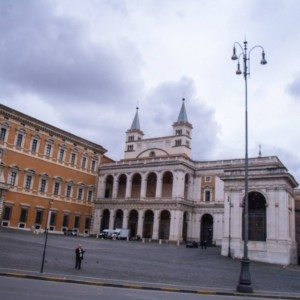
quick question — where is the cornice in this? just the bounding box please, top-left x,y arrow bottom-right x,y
0,104 -> 107,154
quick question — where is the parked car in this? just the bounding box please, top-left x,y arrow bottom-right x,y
186,241 -> 199,248
98,229 -> 115,239
64,229 -> 78,236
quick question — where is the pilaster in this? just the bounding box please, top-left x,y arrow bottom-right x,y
122,209 -> 129,229
152,210 -> 160,240
140,174 -> 147,198
137,209 -> 144,237
112,175 -> 119,198
155,172 -> 163,198
125,174 -> 132,198
109,208 -> 115,230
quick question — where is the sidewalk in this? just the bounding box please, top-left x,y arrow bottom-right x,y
0,267 -> 299,299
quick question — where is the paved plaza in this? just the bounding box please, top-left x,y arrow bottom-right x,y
0,228 -> 299,297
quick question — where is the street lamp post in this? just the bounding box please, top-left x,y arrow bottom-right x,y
231,40 -> 267,293
228,196 -> 231,258
40,199 -> 53,273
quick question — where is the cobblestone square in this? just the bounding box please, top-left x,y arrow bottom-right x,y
0,228 -> 299,295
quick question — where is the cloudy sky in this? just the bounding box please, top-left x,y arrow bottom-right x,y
1,0 -> 300,181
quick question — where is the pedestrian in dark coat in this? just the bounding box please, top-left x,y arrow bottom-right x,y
75,244 -> 85,270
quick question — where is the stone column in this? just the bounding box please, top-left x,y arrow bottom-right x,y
97,175 -> 106,199
91,208 -> 102,235
186,212 -> 193,240
266,189 -> 277,241
155,172 -> 163,198
137,209 -> 144,237
221,188 -> 243,258
172,170 -> 185,199
109,209 -> 115,230
125,175 -> 132,198
140,174 -> 147,198
0,190 -> 4,223
122,209 -> 129,229
112,175 -> 119,199
278,189 -> 289,240
152,210 -> 160,240
169,210 -> 183,242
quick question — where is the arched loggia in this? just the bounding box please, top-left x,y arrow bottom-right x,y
243,191 -> 267,241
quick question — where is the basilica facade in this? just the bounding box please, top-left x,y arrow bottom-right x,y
92,100 -> 298,265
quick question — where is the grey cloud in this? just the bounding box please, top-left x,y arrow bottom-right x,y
0,1 -> 143,106
141,77 -> 220,160
259,145 -> 300,183
288,75 -> 300,99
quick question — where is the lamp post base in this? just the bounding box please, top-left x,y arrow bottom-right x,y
236,258 -> 253,293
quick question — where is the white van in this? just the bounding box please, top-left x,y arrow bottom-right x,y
112,228 -> 130,240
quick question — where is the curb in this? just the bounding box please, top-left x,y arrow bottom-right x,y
0,271 -> 299,299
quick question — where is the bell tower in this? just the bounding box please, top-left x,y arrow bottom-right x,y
124,107 -> 144,158
172,98 -> 193,157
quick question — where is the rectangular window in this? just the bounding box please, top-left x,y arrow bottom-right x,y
62,214 -> 69,227
175,139 -> 182,146
71,153 -> 76,166
205,176 -> 211,182
66,185 -> 72,198
31,139 -> 38,153
3,206 -> 12,220
19,208 -> 28,223
45,144 -> 52,157
58,148 -> 65,162
16,133 -> 23,147
9,171 -> 17,186
0,128 -> 7,141
50,212 -> 56,226
85,217 -> 91,229
74,216 -> 80,228
205,190 -> 211,202
40,179 -> 47,193
54,182 -> 60,196
88,190 -> 93,202
78,187 -> 83,200
35,210 -> 43,224
91,160 -> 96,171
25,175 -> 32,190
81,156 -> 87,169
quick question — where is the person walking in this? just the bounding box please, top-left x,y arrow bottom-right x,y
75,244 -> 85,270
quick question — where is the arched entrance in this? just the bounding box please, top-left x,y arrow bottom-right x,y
162,171 -> 173,198
182,211 -> 188,242
117,174 -> 127,198
146,172 -> 157,197
128,209 -> 138,238
131,173 -> 142,198
159,210 -> 171,239
243,191 -> 267,241
114,209 -> 123,229
100,209 -> 110,231
104,175 -> 113,198
143,210 -> 154,238
201,214 -> 213,246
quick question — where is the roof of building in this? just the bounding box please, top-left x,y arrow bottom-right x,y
130,107 -> 141,131
177,98 -> 189,123
0,104 -> 107,154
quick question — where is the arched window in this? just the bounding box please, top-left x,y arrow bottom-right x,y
146,172 -> 157,197
149,151 -> 156,157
